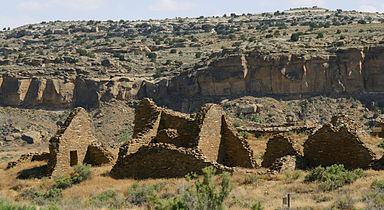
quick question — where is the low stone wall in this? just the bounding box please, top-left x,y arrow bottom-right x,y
6,152 -> 49,169
110,143 -> 231,179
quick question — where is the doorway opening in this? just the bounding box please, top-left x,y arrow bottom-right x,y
70,150 -> 78,166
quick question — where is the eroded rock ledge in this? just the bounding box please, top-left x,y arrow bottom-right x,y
1,47 -> 384,110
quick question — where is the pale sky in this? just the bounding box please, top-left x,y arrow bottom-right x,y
1,0 -> 384,29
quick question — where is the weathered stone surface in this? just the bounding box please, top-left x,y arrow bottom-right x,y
303,117 -> 376,169
111,98 -> 256,179
262,135 -> 300,168
371,121 -> 384,138
47,107 -> 95,176
21,131 -> 41,144
46,107 -> 113,176
269,155 -> 306,172
83,142 -> 115,166
4,135 -> 14,142
6,152 -> 50,169
142,47 -> 384,112
217,116 -> 256,168
110,143 -> 230,179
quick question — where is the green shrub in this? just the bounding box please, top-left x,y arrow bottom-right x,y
377,140 -> 384,149
290,33 -> 300,42
233,121 -> 240,127
251,115 -> 262,123
243,174 -> 260,185
316,32 -> 324,38
157,166 -> 233,210
88,190 -> 122,208
239,131 -> 250,139
358,19 -> 367,24
53,176 -> 73,189
251,201 -> 264,210
21,188 -> 62,205
195,52 -> 202,58
119,129 -> 132,143
170,49 -> 177,53
0,198 -> 37,210
304,164 -> 364,191
331,195 -> 355,209
125,182 -> 165,206
70,164 -> 92,184
364,179 -> 384,208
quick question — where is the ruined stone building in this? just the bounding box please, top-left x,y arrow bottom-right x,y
46,107 -> 114,176
110,98 -> 256,179
304,116 -> 377,169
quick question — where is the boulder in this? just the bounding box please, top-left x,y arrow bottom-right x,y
21,131 -> 42,144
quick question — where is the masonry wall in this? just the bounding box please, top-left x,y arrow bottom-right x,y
47,108 -> 95,176
217,116 -> 256,168
304,124 -> 376,169
262,135 -> 300,168
154,110 -> 199,148
110,143 -> 229,179
196,104 -> 223,162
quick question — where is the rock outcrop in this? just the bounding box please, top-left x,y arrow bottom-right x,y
21,131 -> 42,144
110,98 -> 256,179
141,47 -> 384,112
303,116 -> 376,169
1,47 -> 384,111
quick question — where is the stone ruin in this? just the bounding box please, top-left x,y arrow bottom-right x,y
261,135 -> 302,169
46,107 -> 114,176
371,121 -> 384,138
6,152 -> 50,169
5,107 -> 115,176
110,98 -> 256,179
303,116 -> 376,169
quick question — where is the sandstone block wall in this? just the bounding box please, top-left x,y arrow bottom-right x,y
83,143 -> 115,166
262,135 -> 300,168
47,107 -> 97,176
217,116 -> 256,168
110,143 -> 229,179
304,123 -> 376,169
111,98 -> 257,179
196,104 -> 223,162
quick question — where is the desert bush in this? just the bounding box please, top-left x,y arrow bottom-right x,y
304,164 -> 363,191
88,190 -> 123,208
21,187 -> 62,205
157,166 -> 233,210
233,121 -> 240,128
290,33 -> 299,41
363,179 -> 384,208
284,171 -> 302,183
0,198 -> 37,210
53,176 -> 73,189
330,194 -> 355,209
239,131 -> 250,139
251,201 -> 264,210
243,174 -> 260,185
70,164 -> 92,184
126,182 -> 165,206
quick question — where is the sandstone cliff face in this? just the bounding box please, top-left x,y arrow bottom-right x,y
0,76 -> 140,108
141,47 -> 384,112
1,47 -> 384,110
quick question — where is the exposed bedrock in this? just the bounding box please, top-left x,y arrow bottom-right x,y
141,47 -> 384,112
1,47 -> 384,110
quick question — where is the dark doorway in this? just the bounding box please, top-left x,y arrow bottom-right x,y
70,151 -> 78,166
